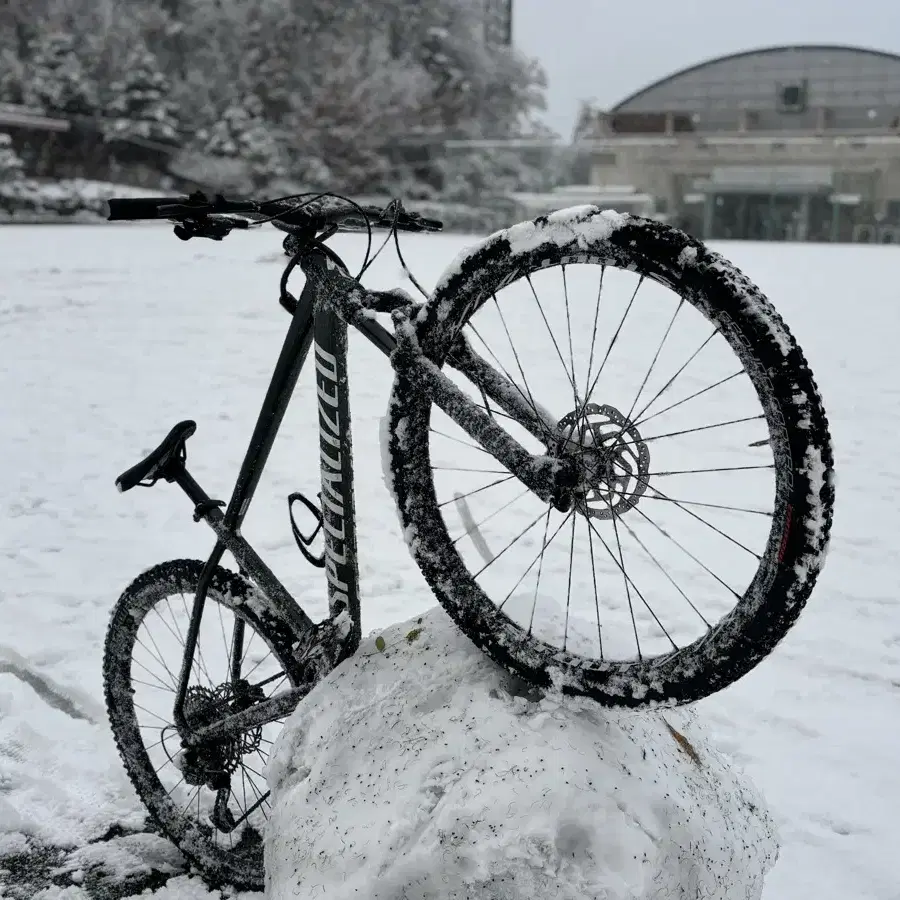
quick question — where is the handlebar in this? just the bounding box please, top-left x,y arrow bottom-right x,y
106,191 -> 443,240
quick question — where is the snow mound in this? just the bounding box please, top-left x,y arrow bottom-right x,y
265,607 -> 778,899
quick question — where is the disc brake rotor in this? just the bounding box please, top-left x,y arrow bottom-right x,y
555,402 -> 651,520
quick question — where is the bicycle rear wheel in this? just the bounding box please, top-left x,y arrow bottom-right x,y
103,559 -> 304,889
385,208 -> 834,707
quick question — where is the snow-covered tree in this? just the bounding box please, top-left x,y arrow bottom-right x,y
105,48 -> 180,144
0,48 -> 26,104
0,133 -> 25,183
241,0 -> 300,123
437,147 -> 548,202
288,37 -> 427,193
26,32 -> 98,116
197,95 -> 286,188
4,0 -> 549,194
412,3 -> 546,137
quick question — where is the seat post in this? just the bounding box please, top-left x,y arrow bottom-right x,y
171,465 -> 215,515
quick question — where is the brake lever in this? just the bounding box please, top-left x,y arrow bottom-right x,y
173,216 -> 249,241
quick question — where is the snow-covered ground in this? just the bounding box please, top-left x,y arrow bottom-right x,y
0,222 -> 897,898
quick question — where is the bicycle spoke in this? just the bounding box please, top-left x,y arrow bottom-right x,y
633,370 -> 745,429
632,505 -> 741,598
216,603 -> 231,675
164,774 -> 186,800
636,476 -> 763,559
525,271 -> 579,406
141,624 -> 181,688
617,414 -> 766,449
140,611 -> 182,686
607,500 -> 640,658
432,465 -> 510,475
253,671 -> 290,692
437,475 -> 516,508
241,762 -> 268,783
240,627 -> 262,673
473,508 -> 549,579
429,427 -> 494,456
562,266 -> 579,410
177,593 -> 215,686
451,488 -> 530,546
562,512 -> 577,652
586,514 -> 678,658
639,495 -> 773,517
619,518 -> 712,628
134,700 -> 173,727
241,770 -> 250,824
496,509 -> 572,635
241,647 -> 279,683
625,297 -> 685,422
631,328 -> 718,424
485,295 -> 552,440
131,676 -> 175,693
646,464 -> 774,477
229,782 -> 270,830
180,785 -> 202,821
586,275 -> 643,401
582,264 -> 606,404
131,651 -> 175,692
584,517 -> 603,660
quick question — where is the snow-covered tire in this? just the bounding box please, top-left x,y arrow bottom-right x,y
386,208 -> 834,708
103,559 -> 304,890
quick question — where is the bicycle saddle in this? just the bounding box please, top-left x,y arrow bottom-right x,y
116,420 -> 196,492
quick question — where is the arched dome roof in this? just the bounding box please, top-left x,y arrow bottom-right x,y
610,45 -> 900,132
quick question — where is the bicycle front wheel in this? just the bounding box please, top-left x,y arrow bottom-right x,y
385,208 -> 834,707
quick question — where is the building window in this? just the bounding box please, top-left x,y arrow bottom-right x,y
777,80 -> 808,113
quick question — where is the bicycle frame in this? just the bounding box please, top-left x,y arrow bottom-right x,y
175,243 -> 570,747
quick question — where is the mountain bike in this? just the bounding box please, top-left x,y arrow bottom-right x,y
102,191 -> 834,889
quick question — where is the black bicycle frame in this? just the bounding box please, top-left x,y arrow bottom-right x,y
171,245 -> 402,738
175,243 -> 570,745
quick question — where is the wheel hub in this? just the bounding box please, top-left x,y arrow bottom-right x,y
554,403 -> 651,519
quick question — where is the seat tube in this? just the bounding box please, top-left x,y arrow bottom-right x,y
314,305 -> 361,650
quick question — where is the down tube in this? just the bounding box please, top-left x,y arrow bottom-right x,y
314,305 -> 361,650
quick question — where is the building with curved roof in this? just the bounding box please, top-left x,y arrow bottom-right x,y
574,45 -> 900,242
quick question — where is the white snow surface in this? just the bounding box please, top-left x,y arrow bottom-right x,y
0,224 -> 897,898
265,606 -> 776,900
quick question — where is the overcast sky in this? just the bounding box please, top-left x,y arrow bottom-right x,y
513,0 -> 900,137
